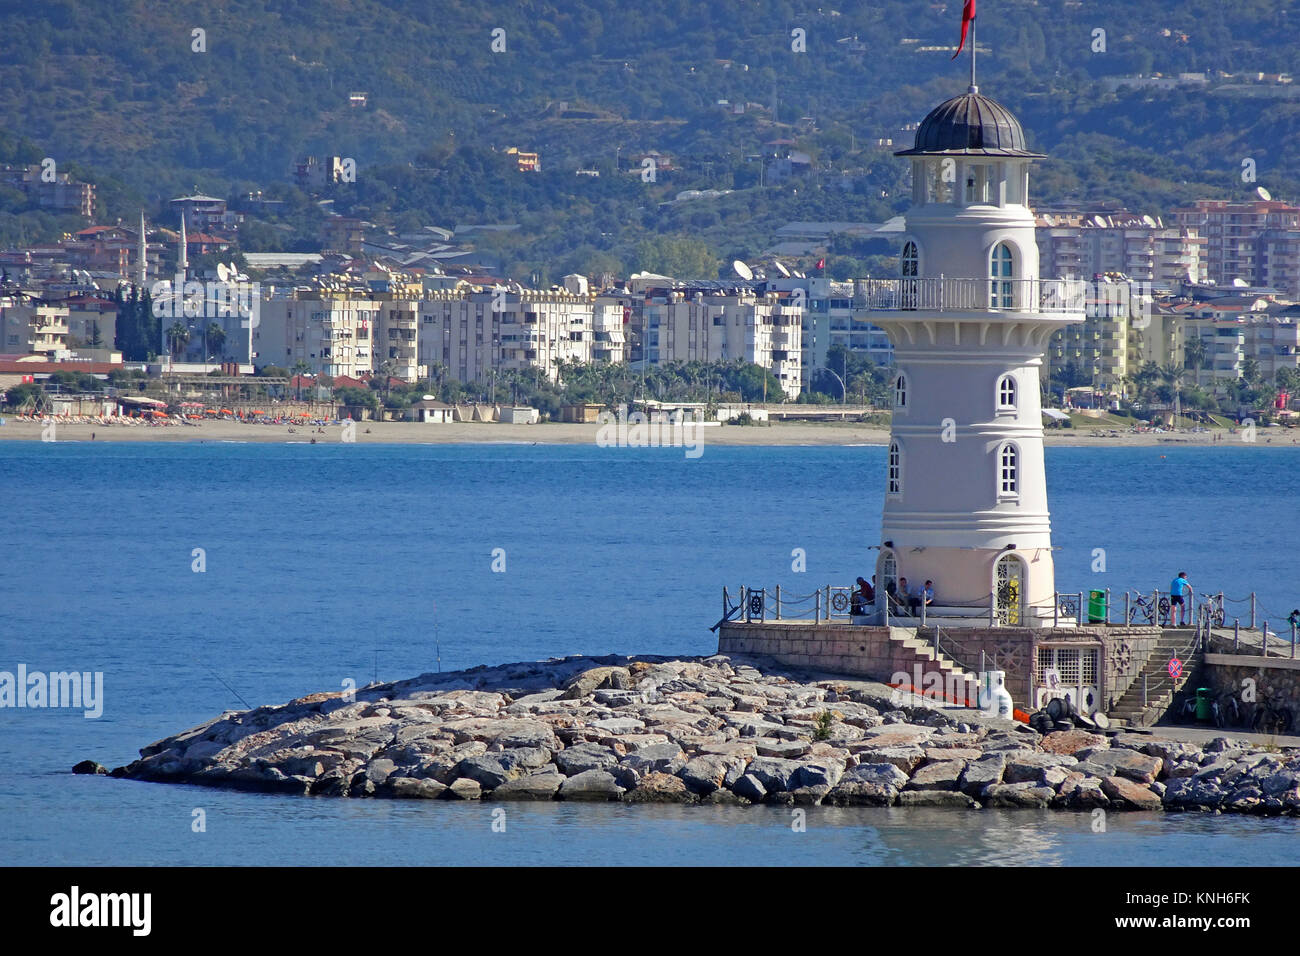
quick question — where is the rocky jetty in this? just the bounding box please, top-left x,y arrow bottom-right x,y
101,654 -> 1300,813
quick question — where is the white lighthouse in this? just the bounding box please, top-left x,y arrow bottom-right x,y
864,85 -> 1085,626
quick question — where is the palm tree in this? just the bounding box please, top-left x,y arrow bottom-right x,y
205,322 -> 226,363
1183,334 -> 1208,386
291,359 -> 310,401
166,322 -> 190,360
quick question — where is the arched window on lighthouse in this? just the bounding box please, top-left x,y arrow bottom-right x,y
997,374 -> 1018,412
990,242 -> 1015,310
893,372 -> 908,410
887,441 -> 902,495
878,549 -> 898,594
901,241 -> 919,309
998,442 -> 1019,498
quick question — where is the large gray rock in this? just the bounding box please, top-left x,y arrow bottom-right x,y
558,769 -> 625,801
490,771 -> 565,801
591,717 -> 646,736
898,790 -> 978,809
744,757 -> 801,792
1100,776 -> 1163,811
1075,749 -> 1163,784
1004,752 -> 1078,785
1054,772 -> 1108,810
455,754 -> 516,790
623,772 -> 696,803
982,782 -> 1055,808
388,777 -> 448,799
731,773 -> 767,803
958,755 -> 1005,796
752,738 -> 811,759
619,743 -> 686,776
906,759 -> 965,792
444,778 -> 482,800
1163,776 -> 1225,811
792,759 -> 845,790
678,754 -> 747,795
826,763 -> 907,806
555,743 -> 619,776
561,666 -> 632,699
850,745 -> 926,774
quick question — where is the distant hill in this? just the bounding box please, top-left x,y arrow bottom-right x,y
5,0 -> 1300,278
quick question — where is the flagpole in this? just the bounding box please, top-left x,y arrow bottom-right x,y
970,19 -> 977,92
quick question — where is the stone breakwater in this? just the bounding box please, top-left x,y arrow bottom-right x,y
91,654 -> 1300,813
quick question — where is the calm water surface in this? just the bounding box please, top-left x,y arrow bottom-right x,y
1,441 -> 1297,865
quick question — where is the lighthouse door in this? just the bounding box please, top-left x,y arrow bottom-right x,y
995,554 -> 1026,625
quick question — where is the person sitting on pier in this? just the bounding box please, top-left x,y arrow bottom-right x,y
908,579 -> 935,615
1169,572 -> 1193,626
851,576 -> 874,615
895,577 -> 914,616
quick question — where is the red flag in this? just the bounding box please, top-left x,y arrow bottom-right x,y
816,258 -> 825,270
952,0 -> 976,59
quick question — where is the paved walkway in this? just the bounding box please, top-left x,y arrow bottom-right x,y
1133,723 -> 1300,749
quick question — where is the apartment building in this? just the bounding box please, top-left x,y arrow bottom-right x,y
1,164 -> 96,219
1035,210 -> 1204,287
1047,285 -> 1182,395
257,292 -> 376,378
417,289 -> 595,385
0,297 -> 70,356
1172,199 -> 1300,293
635,284 -> 802,398
1181,298 -> 1300,389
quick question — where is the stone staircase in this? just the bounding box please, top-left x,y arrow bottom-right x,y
887,627 -> 982,707
1108,629 -> 1204,727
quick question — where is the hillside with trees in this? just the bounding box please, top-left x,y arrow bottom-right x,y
5,0 -> 1300,278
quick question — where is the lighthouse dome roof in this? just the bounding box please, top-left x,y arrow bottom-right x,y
896,91 -> 1044,158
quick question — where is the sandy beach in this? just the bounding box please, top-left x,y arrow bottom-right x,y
1,417 -> 1295,447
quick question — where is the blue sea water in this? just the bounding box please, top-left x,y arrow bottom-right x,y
1,440 -> 1297,866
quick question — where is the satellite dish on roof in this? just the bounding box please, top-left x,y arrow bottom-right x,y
1258,186 -> 1273,201
732,260 -> 754,280
1142,214 -> 1157,227
1186,267 -> 1197,284
216,262 -> 231,282
1042,214 -> 1056,226
772,260 -> 790,277
1093,215 -> 1108,228
1232,277 -> 1249,287
794,271 -> 806,278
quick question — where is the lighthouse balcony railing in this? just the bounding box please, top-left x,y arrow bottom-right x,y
858,277 -> 1087,314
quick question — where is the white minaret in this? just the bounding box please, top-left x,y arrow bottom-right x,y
865,83 -> 1085,627
178,211 -> 188,278
138,210 -> 147,286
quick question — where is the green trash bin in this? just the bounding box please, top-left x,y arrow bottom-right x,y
1195,687 -> 1212,723
1087,589 -> 1107,623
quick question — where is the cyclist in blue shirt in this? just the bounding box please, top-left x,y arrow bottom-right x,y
1170,572 -> 1193,626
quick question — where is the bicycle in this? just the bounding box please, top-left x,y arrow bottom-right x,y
1249,688 -> 1294,736
1198,593 -> 1226,629
1213,690 -> 1242,729
1128,590 -> 1171,626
